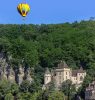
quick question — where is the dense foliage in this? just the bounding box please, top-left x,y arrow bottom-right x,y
0,20 -> 95,99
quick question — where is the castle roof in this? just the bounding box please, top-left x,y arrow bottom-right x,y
72,67 -> 86,77
45,68 -> 51,74
57,61 -> 68,69
72,70 -> 77,77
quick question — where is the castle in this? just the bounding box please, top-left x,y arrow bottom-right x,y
43,61 -> 86,90
0,52 -> 32,85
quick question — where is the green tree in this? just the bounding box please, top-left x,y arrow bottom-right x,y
19,80 -> 30,93
5,93 -> 14,100
48,91 -> 65,100
48,80 -> 55,91
10,83 -> 19,95
0,80 -> 18,100
17,92 -> 32,100
29,80 -> 42,93
61,80 -> 76,100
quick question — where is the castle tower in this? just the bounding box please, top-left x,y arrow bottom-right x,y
44,68 -> 52,85
18,65 -> 24,85
57,61 -> 71,81
76,66 -> 86,86
52,60 -> 72,88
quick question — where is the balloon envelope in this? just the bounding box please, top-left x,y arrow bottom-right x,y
17,3 -> 30,17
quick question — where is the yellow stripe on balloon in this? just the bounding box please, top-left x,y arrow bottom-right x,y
17,3 -> 30,17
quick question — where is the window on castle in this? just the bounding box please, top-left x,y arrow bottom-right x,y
80,76 -> 83,81
59,72 -> 61,75
66,76 -> 67,80
66,72 -> 67,75
59,76 -> 61,80
59,80 -> 61,84
59,76 -> 61,84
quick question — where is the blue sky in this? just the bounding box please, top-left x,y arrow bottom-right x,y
0,0 -> 95,24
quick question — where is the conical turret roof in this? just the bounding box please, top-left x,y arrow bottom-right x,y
45,68 -> 51,74
57,60 -> 68,69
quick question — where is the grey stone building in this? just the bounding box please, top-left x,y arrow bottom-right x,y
85,81 -> 95,100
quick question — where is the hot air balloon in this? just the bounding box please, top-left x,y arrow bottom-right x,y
17,3 -> 30,17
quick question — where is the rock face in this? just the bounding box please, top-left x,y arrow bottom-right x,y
0,52 -> 32,85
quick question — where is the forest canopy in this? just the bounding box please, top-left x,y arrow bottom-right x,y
0,20 -> 95,70
0,20 -> 95,99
